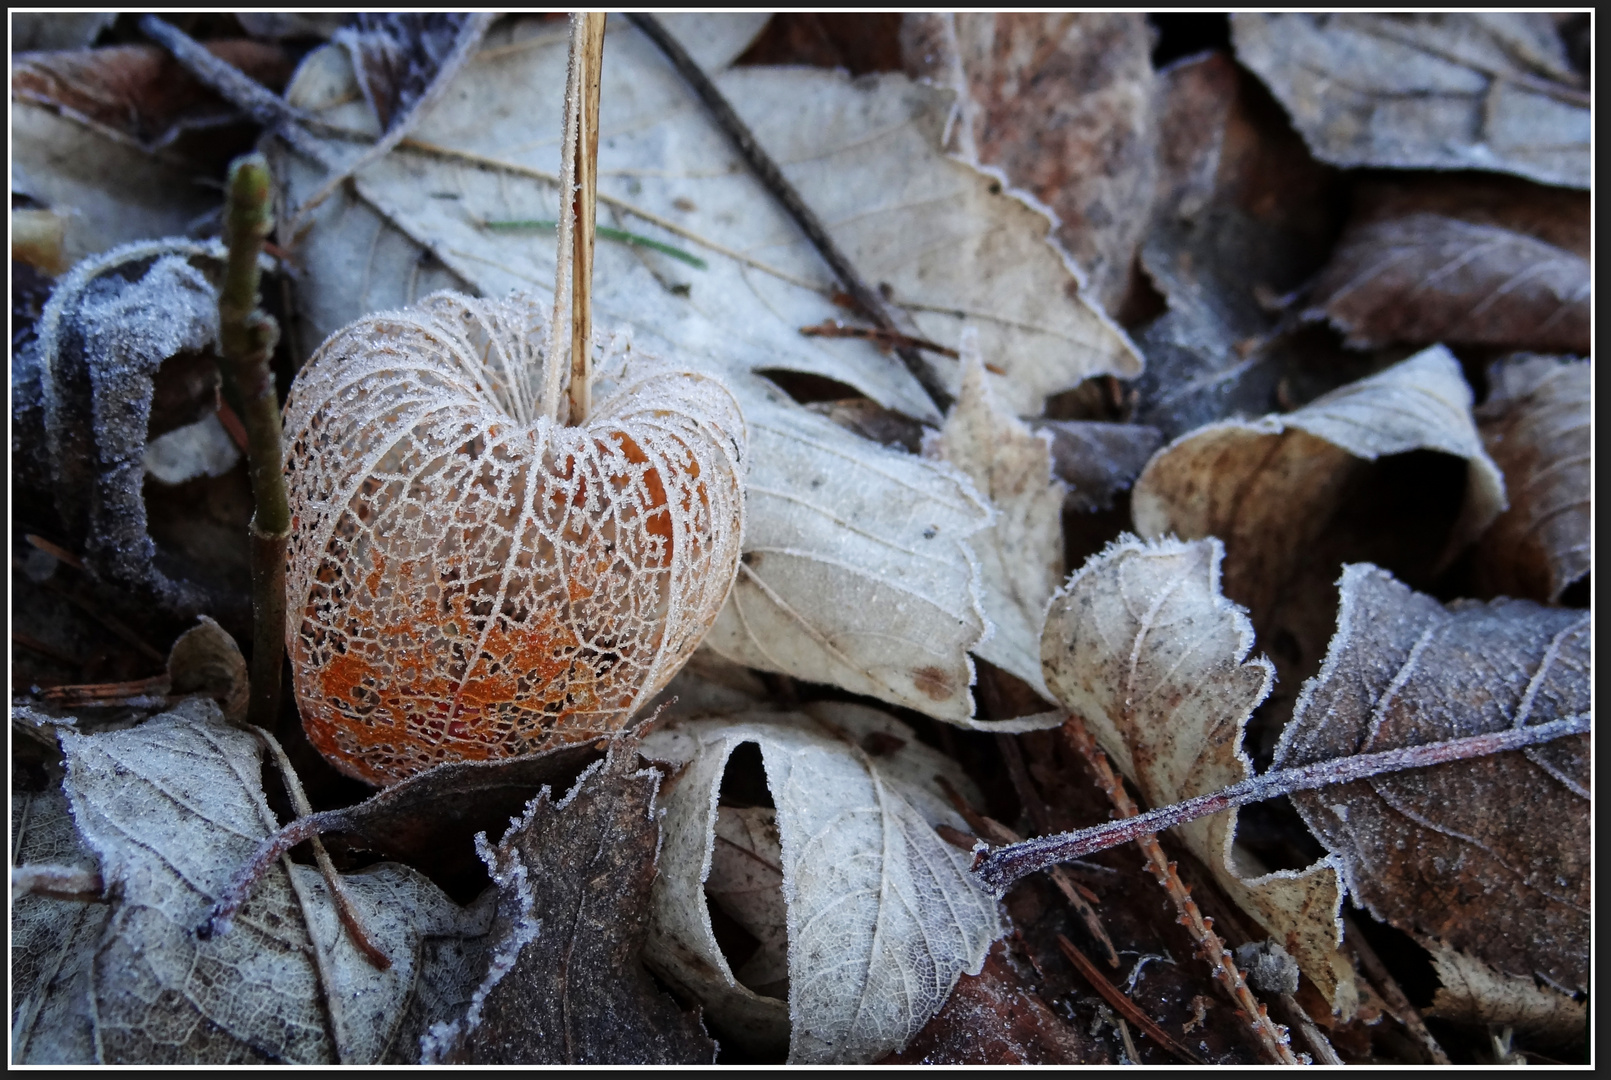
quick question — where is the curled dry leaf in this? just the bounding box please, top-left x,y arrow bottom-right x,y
1303,213 -> 1590,355
1472,355 -> 1590,604
1274,564 -> 1588,1032
925,346 -> 1065,705
282,291 -> 746,785
1232,13 -> 1588,189
23,241 -> 240,620
640,703 -> 1002,1063
271,15 -> 1140,723
1132,50 -> 1350,440
1427,940 -> 1586,1045
52,697 -> 492,1064
900,12 -> 1157,313
447,741 -> 715,1064
1132,346 -> 1507,749
1039,536 -> 1356,1015
166,614 -> 249,724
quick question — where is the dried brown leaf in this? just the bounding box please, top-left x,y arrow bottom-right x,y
1304,213 -> 1589,354
1232,13 -> 1588,189
1035,418 -> 1162,514
55,697 -> 492,1064
902,12 -> 1156,313
448,741 -> 716,1064
1039,536 -> 1356,1015
1274,565 -> 1588,999
880,944 -> 1108,1064
1132,51 -> 1350,439
1132,346 -> 1507,756
1472,355 -> 1590,603
12,40 -> 294,151
1426,939 -> 1585,1044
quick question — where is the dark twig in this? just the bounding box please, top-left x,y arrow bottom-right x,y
254,726 -> 390,969
217,155 -> 290,736
626,12 -> 954,413
1343,914 -> 1451,1065
934,773 -> 1120,969
1057,934 -> 1205,1065
196,806 -> 356,941
137,16 -> 331,162
1056,714 -> 1298,1064
976,712 -> 1591,891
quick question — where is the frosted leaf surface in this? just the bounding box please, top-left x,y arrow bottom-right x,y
926,346 -> 1064,703
1472,355 -> 1590,603
284,290 -> 746,785
1039,537 -> 1356,1013
1274,564 -> 1588,997
1232,13 -> 1588,189
56,697 -> 491,1063
641,706 -> 1002,1063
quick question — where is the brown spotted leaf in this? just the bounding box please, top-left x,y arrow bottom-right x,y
1039,536 -> 1356,1014
901,12 -> 1157,313
1303,213 -> 1589,354
1274,564 -> 1588,1011
1472,355 -> 1590,604
1233,13 -> 1588,189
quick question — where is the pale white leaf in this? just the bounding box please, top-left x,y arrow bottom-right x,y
641,705 -> 1001,1064
1040,537 -> 1357,1015
926,344 -> 1064,702
56,697 -> 491,1064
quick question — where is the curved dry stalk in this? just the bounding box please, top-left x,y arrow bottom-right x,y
252,726 -> 391,970
1058,713 -> 1300,1065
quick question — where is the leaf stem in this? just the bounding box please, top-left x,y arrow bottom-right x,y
568,12 -> 606,427
218,154 -> 291,736
626,12 -> 955,413
976,711 -> 1591,892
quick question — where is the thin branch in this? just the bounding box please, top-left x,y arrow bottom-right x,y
137,16 -> 331,163
567,12 -> 607,427
1057,934 -> 1205,1064
626,12 -> 955,413
975,711 -> 1591,891
253,726 -> 390,970
1057,714 -> 1300,1065
217,155 -> 290,736
1344,913 -> 1451,1065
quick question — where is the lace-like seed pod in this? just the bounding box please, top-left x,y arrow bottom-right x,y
283,291 -> 746,785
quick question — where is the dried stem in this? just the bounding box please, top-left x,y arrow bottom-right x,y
976,711 -> 1591,891
1056,934 -> 1204,1064
138,16 -> 330,163
626,12 -> 955,413
1058,714 -> 1299,1065
1344,913 -> 1451,1065
218,155 -> 290,736
253,726 -> 390,970
196,805 -> 355,941
991,736 -> 1120,967
568,12 -> 607,426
